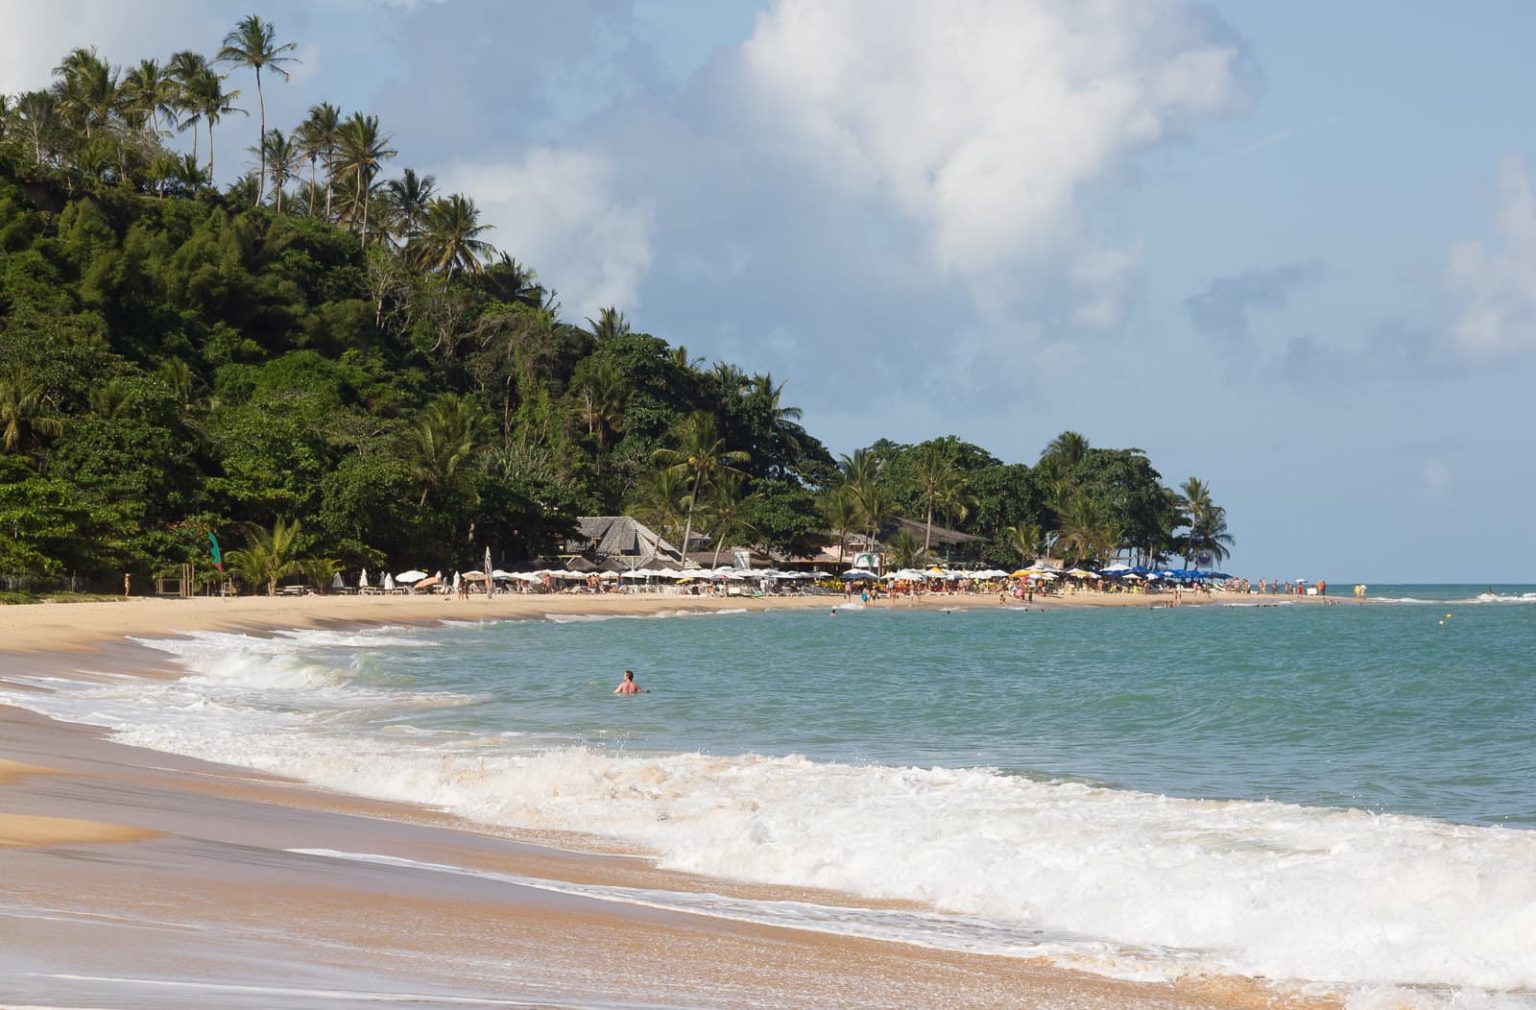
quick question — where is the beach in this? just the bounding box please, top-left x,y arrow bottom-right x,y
0,590 -> 1392,1010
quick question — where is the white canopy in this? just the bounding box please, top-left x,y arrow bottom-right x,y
396,570 -> 428,583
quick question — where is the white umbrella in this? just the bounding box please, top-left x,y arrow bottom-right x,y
330,572 -> 345,590
451,571 -> 461,592
462,570 -> 487,581
396,570 -> 428,584
384,573 -> 396,591
359,568 -> 370,589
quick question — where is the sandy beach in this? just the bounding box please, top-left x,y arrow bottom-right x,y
0,589 -> 1337,1010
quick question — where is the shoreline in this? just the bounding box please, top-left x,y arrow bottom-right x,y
0,591 -> 1342,1009
0,582 -> 1298,655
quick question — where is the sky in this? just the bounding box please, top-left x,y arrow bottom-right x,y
4,0 -> 1533,583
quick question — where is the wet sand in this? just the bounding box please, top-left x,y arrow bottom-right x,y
0,594 -> 1336,1010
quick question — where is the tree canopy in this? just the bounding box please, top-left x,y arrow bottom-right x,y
0,24 -> 1232,592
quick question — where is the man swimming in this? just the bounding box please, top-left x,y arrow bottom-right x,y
614,670 -> 645,695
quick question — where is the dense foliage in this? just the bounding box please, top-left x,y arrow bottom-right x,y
0,25 -> 1233,593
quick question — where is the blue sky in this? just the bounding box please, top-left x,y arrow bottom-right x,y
5,0 -> 1533,583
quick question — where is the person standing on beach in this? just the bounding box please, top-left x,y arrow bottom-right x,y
614,670 -> 646,695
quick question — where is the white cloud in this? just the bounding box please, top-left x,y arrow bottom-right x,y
739,0 -> 1243,288
439,148 -> 655,322
0,0 -> 219,94
1446,156 -> 1536,359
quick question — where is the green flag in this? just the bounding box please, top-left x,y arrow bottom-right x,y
208,531 -> 223,571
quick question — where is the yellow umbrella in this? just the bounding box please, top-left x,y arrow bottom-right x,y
1010,569 -> 1030,578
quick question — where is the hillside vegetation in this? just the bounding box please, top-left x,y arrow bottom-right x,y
0,20 -> 1232,592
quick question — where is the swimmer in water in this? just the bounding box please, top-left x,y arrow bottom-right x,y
614,670 -> 646,695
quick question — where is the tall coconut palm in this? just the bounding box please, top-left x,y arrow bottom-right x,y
651,412 -> 750,561
226,518 -> 305,596
186,67 -> 243,178
384,168 -> 435,242
1178,477 -> 1234,568
296,102 -> 340,219
167,51 -> 210,163
705,472 -> 756,568
217,14 -> 298,204
412,194 -> 494,275
252,127 -> 299,212
914,442 -> 963,558
335,112 -> 395,241
818,485 -> 860,565
52,47 -> 119,138
122,59 -> 178,137
627,466 -> 692,549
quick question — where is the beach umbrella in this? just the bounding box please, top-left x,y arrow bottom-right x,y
1010,569 -> 1031,578
451,571 -> 461,592
1067,568 -> 1097,579
330,572 -> 345,590
840,568 -> 876,580
462,570 -> 487,581
384,573 -> 396,591
396,570 -> 428,584
359,568 -> 370,588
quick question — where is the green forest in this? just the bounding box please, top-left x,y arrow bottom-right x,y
0,17 -> 1233,595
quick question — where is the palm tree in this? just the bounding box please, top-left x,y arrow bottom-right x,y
627,467 -> 692,549
1178,477 -> 1234,568
251,128 -> 300,212
409,395 -> 484,506
705,472 -> 756,568
167,51 -> 210,164
818,485 -> 860,565
651,411 -> 750,561
1003,523 -> 1044,566
0,368 -> 64,459
585,307 -> 632,342
885,529 -> 928,570
384,168 -> 436,241
122,59 -> 178,137
914,442 -> 962,558
226,518 -> 305,596
335,112 -> 396,241
52,47 -> 119,138
412,194 -> 494,275
187,67 -> 243,178
1040,430 -> 1091,470
217,14 -> 298,204
296,102 -> 341,219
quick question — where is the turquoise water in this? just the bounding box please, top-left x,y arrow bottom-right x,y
8,584 -> 1535,1001
378,585 -> 1536,828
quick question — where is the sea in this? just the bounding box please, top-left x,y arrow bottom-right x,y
5,585 -> 1534,1009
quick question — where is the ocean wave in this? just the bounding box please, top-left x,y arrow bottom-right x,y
6,625 -> 1534,1007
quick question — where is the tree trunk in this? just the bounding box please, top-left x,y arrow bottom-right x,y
678,470 -> 703,567
255,65 -> 265,206
924,499 -> 934,559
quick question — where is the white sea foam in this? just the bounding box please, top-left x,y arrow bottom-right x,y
4,628 -> 1534,1009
